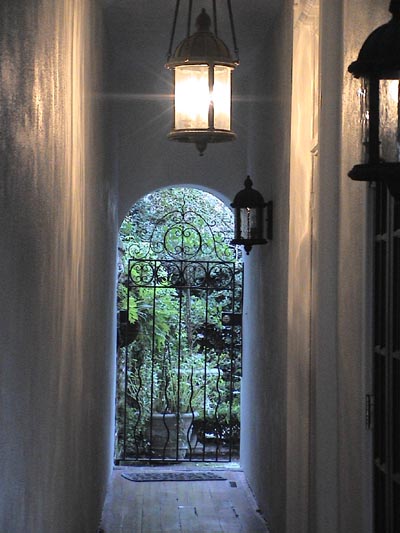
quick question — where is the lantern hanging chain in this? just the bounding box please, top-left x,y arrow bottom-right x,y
187,0 -> 193,38
213,0 -> 218,37
167,0 -> 239,63
227,0 -> 239,63
167,0 -> 180,62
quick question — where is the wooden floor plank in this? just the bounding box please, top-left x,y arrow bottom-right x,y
100,466 -> 269,533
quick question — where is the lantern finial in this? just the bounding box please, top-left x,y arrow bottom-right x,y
196,9 -> 211,32
244,176 -> 253,189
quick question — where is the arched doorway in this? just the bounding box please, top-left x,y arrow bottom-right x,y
115,187 -> 243,463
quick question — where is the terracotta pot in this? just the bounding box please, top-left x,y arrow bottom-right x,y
149,412 -> 195,459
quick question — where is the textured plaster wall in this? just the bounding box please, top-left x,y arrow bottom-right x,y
294,1 -> 387,531
286,3 -> 319,532
284,0 -> 387,531
338,1 -> 388,531
0,1 -> 117,532
307,2 -> 343,531
239,4 -> 292,532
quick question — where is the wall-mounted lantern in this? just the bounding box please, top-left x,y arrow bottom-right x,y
348,1 -> 400,198
166,2 -> 239,156
231,176 -> 273,255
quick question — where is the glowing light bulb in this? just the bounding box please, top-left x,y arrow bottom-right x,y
175,65 -> 209,129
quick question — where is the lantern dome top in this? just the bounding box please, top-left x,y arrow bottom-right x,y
348,2 -> 400,77
166,9 -> 238,68
231,176 -> 267,208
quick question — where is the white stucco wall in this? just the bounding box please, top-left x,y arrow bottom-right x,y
239,5 -> 293,532
288,1 -> 388,532
0,2 -> 117,531
104,2 -> 293,531
287,3 -> 319,532
0,0 -> 390,531
296,1 -> 387,532
338,1 -> 388,532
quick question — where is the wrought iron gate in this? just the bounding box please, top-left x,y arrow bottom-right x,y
115,190 -> 243,463
373,183 -> 400,531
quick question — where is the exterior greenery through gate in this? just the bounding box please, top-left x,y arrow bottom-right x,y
115,188 -> 243,462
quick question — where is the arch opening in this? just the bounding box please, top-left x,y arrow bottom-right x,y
115,186 -> 243,463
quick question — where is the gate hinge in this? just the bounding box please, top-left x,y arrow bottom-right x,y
366,394 -> 374,430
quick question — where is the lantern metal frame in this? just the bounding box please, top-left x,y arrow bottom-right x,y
348,0 -> 400,198
230,176 -> 273,255
166,1 -> 239,155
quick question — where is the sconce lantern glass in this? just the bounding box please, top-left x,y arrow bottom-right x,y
166,4 -> 239,155
231,176 -> 272,255
348,0 -> 400,198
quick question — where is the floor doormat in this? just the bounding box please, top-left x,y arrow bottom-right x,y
121,471 -> 227,482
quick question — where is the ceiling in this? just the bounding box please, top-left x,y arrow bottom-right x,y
100,0 -> 282,30
101,0 -> 283,74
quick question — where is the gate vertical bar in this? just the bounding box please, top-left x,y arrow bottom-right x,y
203,269 -> 209,461
149,260 -> 158,461
228,262 -> 236,461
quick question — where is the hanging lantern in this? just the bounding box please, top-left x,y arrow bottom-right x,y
348,0 -> 400,198
166,3 -> 239,156
231,176 -> 273,255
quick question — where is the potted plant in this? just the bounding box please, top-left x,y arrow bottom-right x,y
149,354 -> 205,459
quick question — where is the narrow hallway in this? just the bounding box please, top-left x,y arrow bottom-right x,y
99,464 -> 269,532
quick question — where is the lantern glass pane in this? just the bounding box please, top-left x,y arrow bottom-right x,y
213,66 -> 232,130
175,65 -> 209,130
379,79 -> 400,162
239,207 -> 261,240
